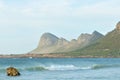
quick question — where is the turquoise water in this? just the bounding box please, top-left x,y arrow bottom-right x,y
0,58 -> 120,80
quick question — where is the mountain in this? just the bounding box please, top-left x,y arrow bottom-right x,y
38,33 -> 59,48
90,31 -> 104,42
61,31 -> 103,52
31,33 -> 69,54
30,31 -> 103,54
70,21 -> 120,57
77,31 -> 103,46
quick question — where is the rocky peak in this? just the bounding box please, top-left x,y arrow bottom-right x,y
71,39 -> 77,42
92,30 -> 104,37
116,21 -> 120,30
57,37 -> 69,45
90,31 -> 104,42
38,33 -> 59,48
93,30 -> 100,35
77,33 -> 91,44
70,39 -> 77,44
78,33 -> 91,39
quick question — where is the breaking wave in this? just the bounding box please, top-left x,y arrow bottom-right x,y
23,64 -> 120,71
45,65 -> 80,70
24,64 -> 120,71
1,64 -> 120,71
20,65 -> 80,71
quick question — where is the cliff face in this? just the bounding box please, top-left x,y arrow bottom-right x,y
31,33 -> 69,53
77,33 -> 91,44
30,31 -> 103,54
37,33 -> 59,48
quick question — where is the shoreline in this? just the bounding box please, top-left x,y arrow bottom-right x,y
0,53 -> 120,58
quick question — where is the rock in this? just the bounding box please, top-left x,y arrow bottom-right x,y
71,39 -> 77,44
90,31 -> 104,42
6,67 -> 20,76
57,38 -> 69,46
116,21 -> 120,30
38,32 -> 59,48
77,33 -> 91,44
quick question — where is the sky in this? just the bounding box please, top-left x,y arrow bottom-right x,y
0,0 -> 120,54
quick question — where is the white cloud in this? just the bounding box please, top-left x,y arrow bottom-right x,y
0,0 -> 5,9
0,0 -> 119,26
0,0 -> 119,27
74,0 -> 120,17
14,0 -> 120,20
20,0 -> 71,17
0,0 -> 7,13
0,0 -> 73,29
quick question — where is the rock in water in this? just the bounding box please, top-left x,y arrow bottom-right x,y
6,67 -> 20,76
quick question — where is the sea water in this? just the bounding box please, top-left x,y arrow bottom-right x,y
0,58 -> 120,80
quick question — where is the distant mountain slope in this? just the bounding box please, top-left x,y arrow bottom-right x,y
30,31 -> 103,54
38,33 -> 59,48
31,33 -> 69,53
55,31 -> 104,53
70,21 -> 120,57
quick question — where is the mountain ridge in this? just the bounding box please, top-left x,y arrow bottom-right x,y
30,31 -> 104,54
68,21 -> 120,57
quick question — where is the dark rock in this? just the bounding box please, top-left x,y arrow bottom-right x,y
6,67 -> 20,76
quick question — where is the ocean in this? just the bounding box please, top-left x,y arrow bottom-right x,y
0,58 -> 120,80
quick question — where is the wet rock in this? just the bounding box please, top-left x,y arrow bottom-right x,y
6,67 -> 20,76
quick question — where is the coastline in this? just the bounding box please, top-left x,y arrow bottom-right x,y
0,53 -> 119,58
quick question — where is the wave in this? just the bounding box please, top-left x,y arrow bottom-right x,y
20,65 -> 80,71
45,65 -> 80,71
21,64 -> 120,71
24,66 -> 47,71
1,64 -> 120,72
91,64 -> 120,69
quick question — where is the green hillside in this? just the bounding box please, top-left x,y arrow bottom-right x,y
66,28 -> 120,57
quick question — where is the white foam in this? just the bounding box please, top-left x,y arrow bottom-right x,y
45,64 -> 80,71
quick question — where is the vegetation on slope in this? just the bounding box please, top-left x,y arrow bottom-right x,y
66,29 -> 120,57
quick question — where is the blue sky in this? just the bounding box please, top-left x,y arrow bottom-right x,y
0,0 -> 120,54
